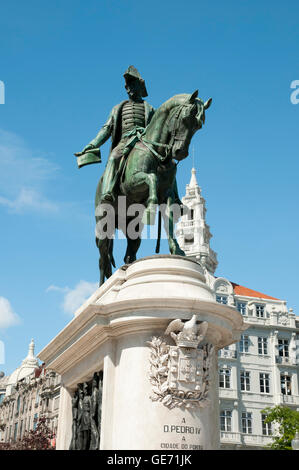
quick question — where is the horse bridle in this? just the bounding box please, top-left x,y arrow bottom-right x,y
140,103 -> 192,164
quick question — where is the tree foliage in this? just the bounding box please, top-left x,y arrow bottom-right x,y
0,417 -> 55,450
261,405 -> 299,450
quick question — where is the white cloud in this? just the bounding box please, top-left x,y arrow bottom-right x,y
0,129 -> 59,214
0,187 -> 58,213
0,297 -> 20,328
47,281 -> 98,315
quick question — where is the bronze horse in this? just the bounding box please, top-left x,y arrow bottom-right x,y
95,91 -> 212,285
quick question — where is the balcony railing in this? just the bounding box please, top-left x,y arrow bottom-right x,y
218,350 -> 237,359
244,315 -> 271,326
220,431 -> 241,443
181,220 -> 194,227
275,356 -> 297,366
220,432 -> 273,447
279,394 -> 299,405
242,434 -> 273,447
218,388 -> 238,400
240,392 -> 273,403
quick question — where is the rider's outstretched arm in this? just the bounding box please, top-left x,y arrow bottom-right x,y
83,113 -> 113,152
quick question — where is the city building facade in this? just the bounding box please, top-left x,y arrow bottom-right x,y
0,339 -> 60,444
177,168 -> 299,449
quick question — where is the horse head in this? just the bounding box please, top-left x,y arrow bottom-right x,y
167,90 -> 212,161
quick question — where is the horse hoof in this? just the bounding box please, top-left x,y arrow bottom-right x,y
175,249 -> 185,257
169,241 -> 185,257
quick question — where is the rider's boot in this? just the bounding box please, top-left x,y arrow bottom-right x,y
100,158 -> 116,203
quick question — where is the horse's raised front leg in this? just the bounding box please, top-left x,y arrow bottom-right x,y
163,192 -> 185,257
128,171 -> 158,225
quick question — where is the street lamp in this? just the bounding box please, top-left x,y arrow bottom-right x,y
291,431 -> 299,450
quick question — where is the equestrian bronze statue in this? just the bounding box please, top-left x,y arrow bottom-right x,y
75,66 -> 212,285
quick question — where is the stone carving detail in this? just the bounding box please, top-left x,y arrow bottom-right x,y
147,315 -> 214,409
69,370 -> 103,450
277,311 -> 289,326
216,284 -> 228,294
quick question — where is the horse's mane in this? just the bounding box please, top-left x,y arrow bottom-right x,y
159,94 -> 191,113
145,94 -> 192,136
145,93 -> 204,136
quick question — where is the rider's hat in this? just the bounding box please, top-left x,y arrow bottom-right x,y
123,65 -> 148,97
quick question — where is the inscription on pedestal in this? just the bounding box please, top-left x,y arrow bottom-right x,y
160,419 -> 202,450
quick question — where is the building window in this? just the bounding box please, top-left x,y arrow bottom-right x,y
241,412 -> 252,434
280,374 -> 292,395
0,393 -> 4,405
220,410 -> 232,432
216,295 -> 228,305
261,414 -> 272,436
256,304 -> 265,317
240,371 -> 250,391
17,396 -> 21,413
219,368 -> 231,388
184,236 -> 194,244
260,373 -> 270,394
237,302 -> 247,315
258,337 -> 268,355
33,413 -> 38,430
278,339 -> 289,358
188,208 -> 194,220
239,335 -> 249,353
13,423 -> 18,442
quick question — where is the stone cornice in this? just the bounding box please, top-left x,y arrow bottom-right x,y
39,298 -> 246,376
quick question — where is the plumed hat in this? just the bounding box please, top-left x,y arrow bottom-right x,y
123,65 -> 148,97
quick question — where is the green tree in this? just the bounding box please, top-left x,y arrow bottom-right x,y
261,405 -> 299,450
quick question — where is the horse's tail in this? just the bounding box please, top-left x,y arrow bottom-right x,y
155,208 -> 161,254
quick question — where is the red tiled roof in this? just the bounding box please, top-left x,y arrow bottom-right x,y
231,282 -> 280,300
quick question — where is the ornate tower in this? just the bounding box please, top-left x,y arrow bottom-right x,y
176,168 -> 218,274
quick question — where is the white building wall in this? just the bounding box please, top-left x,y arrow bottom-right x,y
218,300 -> 299,449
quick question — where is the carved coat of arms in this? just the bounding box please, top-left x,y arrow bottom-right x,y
147,315 -> 214,409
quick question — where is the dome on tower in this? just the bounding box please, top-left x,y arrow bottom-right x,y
5,339 -> 39,395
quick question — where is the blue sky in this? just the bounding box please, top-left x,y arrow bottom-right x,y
0,0 -> 298,374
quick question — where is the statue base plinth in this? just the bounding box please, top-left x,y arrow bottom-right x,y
39,255 -> 246,450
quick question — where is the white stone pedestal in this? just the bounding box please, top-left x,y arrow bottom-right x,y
39,255 -> 246,450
